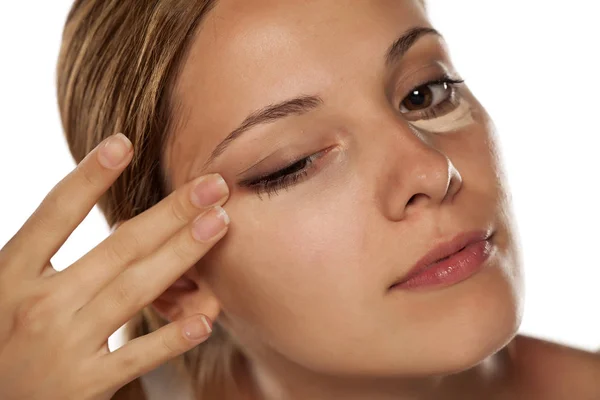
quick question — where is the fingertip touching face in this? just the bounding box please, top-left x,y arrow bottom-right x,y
164,0 -> 524,379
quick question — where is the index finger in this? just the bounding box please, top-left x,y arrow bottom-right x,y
2,133 -> 133,276
58,171 -> 229,305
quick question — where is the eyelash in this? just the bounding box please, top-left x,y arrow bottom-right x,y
241,75 -> 464,198
241,150 -> 326,200
401,75 -> 465,120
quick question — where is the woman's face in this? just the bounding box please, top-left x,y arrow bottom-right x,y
165,0 -> 524,378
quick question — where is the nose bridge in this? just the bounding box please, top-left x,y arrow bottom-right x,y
372,115 -> 462,220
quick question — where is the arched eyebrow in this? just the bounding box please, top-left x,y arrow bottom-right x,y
199,26 -> 440,173
385,26 -> 440,67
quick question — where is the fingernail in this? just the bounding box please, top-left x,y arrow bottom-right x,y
190,174 -> 229,208
98,133 -> 132,169
192,206 -> 230,242
183,315 -> 212,340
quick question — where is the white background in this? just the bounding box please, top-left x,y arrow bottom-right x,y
0,1 -> 598,352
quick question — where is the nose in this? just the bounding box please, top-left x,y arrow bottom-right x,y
377,124 -> 463,221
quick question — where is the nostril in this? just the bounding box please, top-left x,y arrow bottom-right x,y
407,193 -> 428,207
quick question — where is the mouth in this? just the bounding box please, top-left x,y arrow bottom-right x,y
389,229 -> 494,289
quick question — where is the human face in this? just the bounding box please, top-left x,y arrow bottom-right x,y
165,0 -> 524,379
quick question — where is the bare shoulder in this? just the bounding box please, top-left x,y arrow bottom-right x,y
509,334 -> 600,400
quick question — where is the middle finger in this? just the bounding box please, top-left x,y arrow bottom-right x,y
78,205 -> 230,341
54,173 -> 229,306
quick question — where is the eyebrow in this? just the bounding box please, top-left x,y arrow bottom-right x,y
199,26 -> 441,172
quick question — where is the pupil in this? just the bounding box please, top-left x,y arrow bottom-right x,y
409,90 -> 427,105
403,85 -> 433,111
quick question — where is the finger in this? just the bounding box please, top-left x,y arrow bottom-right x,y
100,314 -> 212,393
79,206 -> 229,340
3,133 -> 133,274
57,172 -> 229,305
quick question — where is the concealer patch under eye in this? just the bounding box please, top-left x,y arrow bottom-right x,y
410,98 -> 475,133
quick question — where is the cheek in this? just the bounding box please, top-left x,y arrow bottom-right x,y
442,107 -> 505,202
411,98 -> 475,134
194,112 -> 522,375
204,186 -> 375,330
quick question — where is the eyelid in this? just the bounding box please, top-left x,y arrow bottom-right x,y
235,151 -> 277,177
238,146 -> 333,187
238,150 -> 314,184
400,75 -> 463,100
393,60 -> 460,96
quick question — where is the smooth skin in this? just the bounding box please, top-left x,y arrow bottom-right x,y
155,0 -> 599,399
2,0 -> 599,399
0,133 -> 230,399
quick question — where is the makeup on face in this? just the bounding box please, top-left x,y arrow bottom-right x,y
409,98 -> 475,133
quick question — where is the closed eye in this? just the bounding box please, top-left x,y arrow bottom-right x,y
238,147 -> 332,199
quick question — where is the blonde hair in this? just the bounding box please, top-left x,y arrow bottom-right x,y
56,1 -> 427,398
57,0 -> 246,398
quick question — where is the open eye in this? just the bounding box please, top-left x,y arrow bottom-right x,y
400,81 -> 452,113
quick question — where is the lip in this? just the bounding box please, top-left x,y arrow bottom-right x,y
389,229 -> 493,289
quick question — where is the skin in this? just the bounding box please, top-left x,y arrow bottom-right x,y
150,0 -> 598,398
1,2 -> 596,399
0,133 -> 229,399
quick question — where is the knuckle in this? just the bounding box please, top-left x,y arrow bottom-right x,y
113,276 -> 136,309
75,162 -> 103,189
12,292 -> 56,335
104,234 -> 137,265
114,270 -> 145,309
170,233 -> 197,262
160,331 -> 178,355
170,195 -> 192,224
48,188 -> 71,214
36,191 -> 73,230
117,347 -> 139,373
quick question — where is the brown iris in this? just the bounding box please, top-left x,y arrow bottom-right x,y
402,85 -> 434,111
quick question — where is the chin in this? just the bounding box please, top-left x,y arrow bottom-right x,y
407,263 -> 524,377
287,244 -> 523,379
359,257 -> 524,378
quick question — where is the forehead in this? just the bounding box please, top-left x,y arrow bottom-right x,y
167,0 -> 429,187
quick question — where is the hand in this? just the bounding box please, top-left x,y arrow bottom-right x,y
0,133 -> 230,400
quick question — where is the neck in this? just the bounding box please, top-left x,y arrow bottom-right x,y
239,339 -> 520,400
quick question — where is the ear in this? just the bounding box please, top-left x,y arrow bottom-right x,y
111,221 -> 222,323
151,266 -> 222,323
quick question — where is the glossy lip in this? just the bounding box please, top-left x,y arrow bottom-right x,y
389,229 -> 493,289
